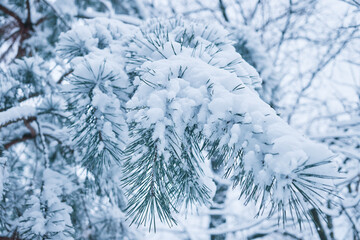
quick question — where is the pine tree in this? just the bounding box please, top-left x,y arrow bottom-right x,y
1,1 -> 341,239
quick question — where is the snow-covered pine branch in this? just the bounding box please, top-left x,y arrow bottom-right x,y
18,169 -> 74,240
58,17 -> 338,230
58,18 -> 134,175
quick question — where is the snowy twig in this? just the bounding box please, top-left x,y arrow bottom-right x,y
57,68 -> 74,84
219,0 -> 229,22
0,106 -> 37,128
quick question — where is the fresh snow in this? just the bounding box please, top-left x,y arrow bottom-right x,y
0,105 -> 37,127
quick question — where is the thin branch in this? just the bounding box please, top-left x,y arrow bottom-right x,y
1,23 -> 20,43
25,0 -> 32,28
206,219 -> 265,235
182,7 -> 212,16
219,0 -> 229,22
248,0 -> 262,21
235,0 -> 249,25
309,208 -> 328,240
274,0 -> 293,64
287,28 -> 358,123
341,205 -> 360,239
3,116 -> 47,151
57,69 -> 74,84
0,4 -> 24,27
24,119 -> 36,137
35,15 -> 48,26
4,133 -> 36,149
247,230 -> 303,240
0,116 -> 36,129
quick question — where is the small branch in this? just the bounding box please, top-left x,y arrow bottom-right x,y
235,0 -> 249,25
57,69 -> 74,84
35,120 -> 49,168
0,4 -> 24,28
309,208 -> 328,240
18,92 -> 42,104
1,22 -> 20,42
0,234 -> 20,240
4,133 -> 36,149
35,15 -> 48,26
219,0 -> 229,22
274,0 -> 293,64
0,116 -> 36,129
326,201 -> 335,240
182,7 -> 212,16
287,27 -> 358,123
341,205 -> 360,239
24,119 -> 36,137
207,219 -> 265,236
25,0 -> 32,29
248,0 -> 261,21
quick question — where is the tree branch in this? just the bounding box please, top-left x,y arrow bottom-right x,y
287,27 -> 358,124
3,118 -> 37,150
4,132 -> 36,150
0,116 -> 36,129
57,69 -> 74,84
309,208 -> 328,240
219,0 -> 229,22
24,0 -> 33,30
24,119 -> 36,137
0,4 -> 24,28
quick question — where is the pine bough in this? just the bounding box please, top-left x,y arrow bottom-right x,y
57,17 -> 338,230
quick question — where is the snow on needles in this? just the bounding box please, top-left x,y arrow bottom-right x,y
126,17 -> 337,216
18,169 -> 74,239
58,16 -> 338,224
